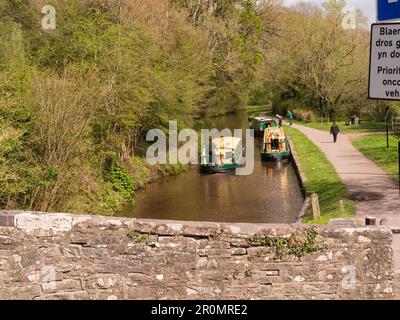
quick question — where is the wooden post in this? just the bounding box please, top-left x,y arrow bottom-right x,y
311,193 -> 320,220
339,199 -> 345,215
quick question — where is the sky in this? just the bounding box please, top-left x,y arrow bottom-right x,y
283,0 -> 375,24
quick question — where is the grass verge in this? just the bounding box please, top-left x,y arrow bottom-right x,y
284,126 -> 355,224
241,104 -> 272,117
352,134 -> 399,182
298,120 -> 386,134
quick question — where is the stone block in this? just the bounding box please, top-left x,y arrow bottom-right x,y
42,279 -> 82,294
231,248 -> 247,256
0,284 -> 42,300
128,286 -> 157,299
0,214 -> 15,227
37,290 -> 90,300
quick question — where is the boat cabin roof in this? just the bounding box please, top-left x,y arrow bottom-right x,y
254,116 -> 274,122
212,137 -> 242,151
263,127 -> 286,140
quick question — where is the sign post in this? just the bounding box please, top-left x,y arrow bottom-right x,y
370,1 -> 400,197
376,0 -> 400,22
368,23 -> 400,100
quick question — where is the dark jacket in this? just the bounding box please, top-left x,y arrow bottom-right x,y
330,124 -> 340,135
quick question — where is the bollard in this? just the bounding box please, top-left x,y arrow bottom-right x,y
311,193 -> 320,220
339,199 -> 345,215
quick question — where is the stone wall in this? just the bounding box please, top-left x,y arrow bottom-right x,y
0,211 -> 396,300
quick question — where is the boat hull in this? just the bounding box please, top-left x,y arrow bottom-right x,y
200,163 -> 239,174
261,151 -> 291,162
252,128 -> 265,137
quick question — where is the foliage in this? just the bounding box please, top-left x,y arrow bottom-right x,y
292,109 -> 317,123
172,0 -> 276,116
241,104 -> 272,117
0,0 -> 274,214
247,228 -> 323,259
127,230 -> 151,244
103,152 -> 135,199
252,0 -> 390,121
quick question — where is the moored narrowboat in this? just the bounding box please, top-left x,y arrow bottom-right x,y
261,127 -> 291,161
200,137 -> 244,174
249,114 -> 277,136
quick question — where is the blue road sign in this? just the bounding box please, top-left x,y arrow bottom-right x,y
377,0 -> 400,22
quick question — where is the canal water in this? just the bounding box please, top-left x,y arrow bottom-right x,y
120,111 -> 304,223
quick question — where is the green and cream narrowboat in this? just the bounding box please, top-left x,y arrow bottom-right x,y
249,113 -> 277,136
261,127 -> 291,161
200,137 -> 244,174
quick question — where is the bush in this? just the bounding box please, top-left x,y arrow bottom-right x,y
103,152 -> 135,199
292,109 -> 316,122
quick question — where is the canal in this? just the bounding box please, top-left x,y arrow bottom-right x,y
120,111 -> 304,223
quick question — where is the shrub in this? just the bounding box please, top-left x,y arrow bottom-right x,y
292,109 -> 316,122
103,152 -> 135,199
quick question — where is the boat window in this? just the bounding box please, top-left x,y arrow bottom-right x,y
225,151 -> 234,159
272,139 -> 279,149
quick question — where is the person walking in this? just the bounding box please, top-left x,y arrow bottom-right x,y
260,120 -> 266,132
276,114 -> 283,127
330,122 -> 340,143
287,110 -> 293,126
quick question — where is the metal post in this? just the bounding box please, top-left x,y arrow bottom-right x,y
385,109 -> 390,149
386,121 -> 389,149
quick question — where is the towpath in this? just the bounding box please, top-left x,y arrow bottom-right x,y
290,123 -> 400,225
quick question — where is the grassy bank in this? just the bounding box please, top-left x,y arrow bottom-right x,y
352,135 -> 399,182
64,156 -> 187,216
284,126 -> 355,224
298,120 -> 386,134
241,104 -> 272,117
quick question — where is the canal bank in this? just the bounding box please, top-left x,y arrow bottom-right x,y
286,136 -> 310,222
